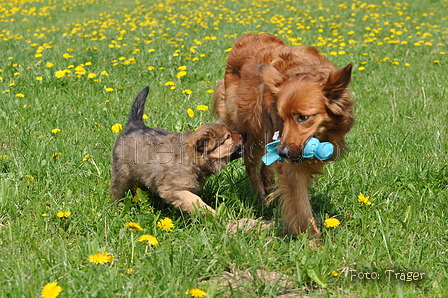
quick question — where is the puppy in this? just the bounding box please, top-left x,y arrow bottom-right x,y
213,34 -> 354,236
110,87 -> 246,214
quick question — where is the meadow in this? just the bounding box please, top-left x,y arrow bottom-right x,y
0,0 -> 447,297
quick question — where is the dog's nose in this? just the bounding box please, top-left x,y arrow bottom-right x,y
277,146 -> 290,159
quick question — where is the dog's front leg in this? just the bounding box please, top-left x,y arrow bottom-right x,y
166,190 -> 216,215
274,163 -> 320,237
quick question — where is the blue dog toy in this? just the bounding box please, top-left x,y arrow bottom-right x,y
262,137 -> 334,166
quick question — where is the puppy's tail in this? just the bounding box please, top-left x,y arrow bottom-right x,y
126,86 -> 149,130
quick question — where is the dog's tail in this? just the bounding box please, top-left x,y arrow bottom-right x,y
126,86 -> 149,130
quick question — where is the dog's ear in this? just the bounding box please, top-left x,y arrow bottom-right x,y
324,63 -> 352,115
191,126 -> 218,153
258,64 -> 285,95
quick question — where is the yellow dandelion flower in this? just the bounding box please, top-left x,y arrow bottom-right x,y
75,66 -> 86,75
57,211 -> 71,218
157,217 -> 174,232
51,152 -> 62,160
183,89 -> 192,95
41,281 -> 62,298
111,123 -> 123,133
357,193 -> 372,205
187,108 -> 194,118
196,105 -> 208,111
138,234 -> 159,246
185,288 -> 207,297
55,70 -> 66,78
88,251 -> 114,264
177,71 -> 187,78
323,218 -> 340,228
124,222 -> 143,231
24,174 -> 34,185
51,128 -> 61,134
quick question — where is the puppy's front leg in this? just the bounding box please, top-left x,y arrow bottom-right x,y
168,190 -> 216,215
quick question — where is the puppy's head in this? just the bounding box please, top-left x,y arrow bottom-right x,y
259,63 -> 354,162
190,123 -> 246,162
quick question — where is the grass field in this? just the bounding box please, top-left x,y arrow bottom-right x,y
1,0 -> 447,297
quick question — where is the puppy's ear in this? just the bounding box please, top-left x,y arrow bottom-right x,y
258,64 -> 285,95
191,127 -> 218,153
324,63 -> 352,115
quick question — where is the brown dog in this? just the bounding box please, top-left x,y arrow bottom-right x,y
213,34 -> 354,236
110,87 -> 246,214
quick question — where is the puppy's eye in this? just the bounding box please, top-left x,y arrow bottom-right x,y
298,115 -> 309,122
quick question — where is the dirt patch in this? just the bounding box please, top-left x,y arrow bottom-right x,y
226,217 -> 287,235
203,266 -> 314,297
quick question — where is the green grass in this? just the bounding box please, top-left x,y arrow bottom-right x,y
1,0 -> 447,297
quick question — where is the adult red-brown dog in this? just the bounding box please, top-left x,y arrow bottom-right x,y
213,33 -> 354,236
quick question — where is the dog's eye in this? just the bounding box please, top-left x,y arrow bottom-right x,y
298,115 -> 309,122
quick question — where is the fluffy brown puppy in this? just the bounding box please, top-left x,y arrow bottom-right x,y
110,87 -> 246,214
213,33 -> 354,236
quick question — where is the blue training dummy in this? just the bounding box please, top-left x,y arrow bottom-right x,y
262,137 -> 334,166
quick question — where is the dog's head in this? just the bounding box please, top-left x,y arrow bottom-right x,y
190,123 -> 246,162
259,63 -> 354,162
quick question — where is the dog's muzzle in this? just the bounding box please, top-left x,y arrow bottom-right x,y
277,145 -> 304,163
